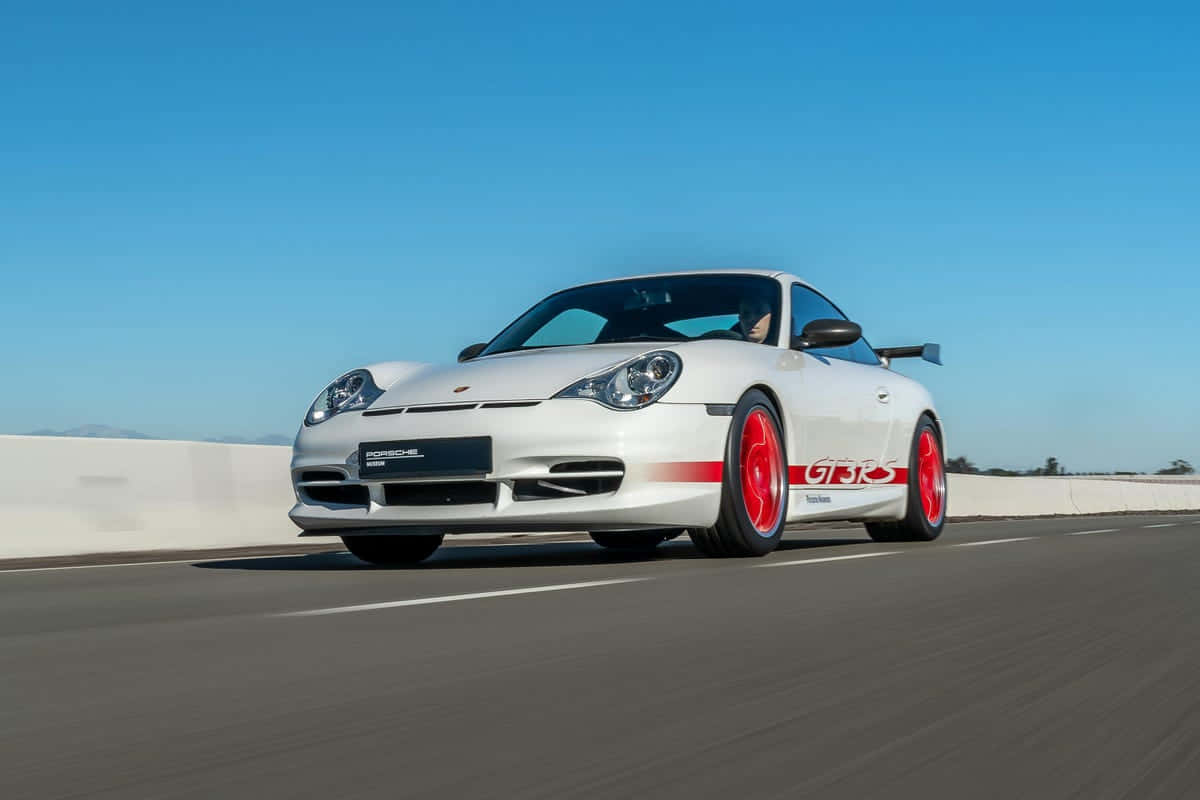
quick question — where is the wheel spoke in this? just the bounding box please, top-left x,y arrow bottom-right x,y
916,429 -> 944,524
740,409 -> 783,533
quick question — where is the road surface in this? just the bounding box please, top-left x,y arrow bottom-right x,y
4,513 -> 1200,798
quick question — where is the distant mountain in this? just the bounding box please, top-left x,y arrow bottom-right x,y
26,424 -> 155,440
203,434 -> 293,446
21,427 -> 291,445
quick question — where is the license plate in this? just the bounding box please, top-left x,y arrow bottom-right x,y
358,437 -> 492,479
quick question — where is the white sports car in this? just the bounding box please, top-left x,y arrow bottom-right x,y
290,270 -> 945,564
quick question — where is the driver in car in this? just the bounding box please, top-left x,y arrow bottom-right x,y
738,297 -> 773,344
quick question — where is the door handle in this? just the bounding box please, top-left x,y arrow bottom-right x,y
875,387 -> 891,404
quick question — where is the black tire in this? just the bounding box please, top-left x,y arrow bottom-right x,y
688,390 -> 789,557
865,414 -> 946,542
341,534 -> 444,565
588,530 -> 671,551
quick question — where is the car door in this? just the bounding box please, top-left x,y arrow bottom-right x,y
781,284 -> 896,489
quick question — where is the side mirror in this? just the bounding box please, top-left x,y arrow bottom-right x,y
457,342 -> 487,362
791,318 -> 862,350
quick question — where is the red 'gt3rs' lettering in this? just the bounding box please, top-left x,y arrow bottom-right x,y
793,458 -> 906,485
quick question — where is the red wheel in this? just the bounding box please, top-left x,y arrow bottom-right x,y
865,415 -> 945,542
688,391 -> 789,557
917,428 -> 946,525
740,408 -> 785,533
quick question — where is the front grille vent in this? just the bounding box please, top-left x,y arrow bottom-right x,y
514,461 -> 624,501
361,407 -> 405,418
302,485 -> 369,506
363,401 -> 541,417
383,482 -> 498,506
549,460 -> 623,474
513,476 -> 622,500
405,403 -> 477,414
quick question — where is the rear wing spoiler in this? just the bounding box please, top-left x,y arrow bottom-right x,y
874,343 -> 942,366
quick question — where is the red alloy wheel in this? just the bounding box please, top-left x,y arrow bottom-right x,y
739,408 -> 784,533
917,429 -> 946,524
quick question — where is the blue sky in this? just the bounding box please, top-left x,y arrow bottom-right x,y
2,3 -> 1197,471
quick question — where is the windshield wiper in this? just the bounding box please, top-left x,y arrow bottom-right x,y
487,337 -> 681,356
482,345 -> 556,357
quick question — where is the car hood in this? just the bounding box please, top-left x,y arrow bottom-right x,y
370,344 -> 661,408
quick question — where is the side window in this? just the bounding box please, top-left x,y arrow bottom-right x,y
790,285 -> 879,365
525,308 -> 606,347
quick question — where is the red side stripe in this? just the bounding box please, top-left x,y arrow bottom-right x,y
648,461 -> 724,482
647,462 -> 909,484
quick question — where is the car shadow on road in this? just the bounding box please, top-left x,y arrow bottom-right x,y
191,535 -> 875,572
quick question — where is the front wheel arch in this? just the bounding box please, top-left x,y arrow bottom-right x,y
920,407 -> 945,453
743,382 -> 793,461
688,388 -> 789,557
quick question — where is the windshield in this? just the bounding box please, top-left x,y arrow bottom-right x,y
482,274 -> 783,356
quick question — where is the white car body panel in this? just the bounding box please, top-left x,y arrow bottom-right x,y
777,350 -> 895,481
289,270 -> 941,536
372,344 -> 656,408
292,400 -> 728,532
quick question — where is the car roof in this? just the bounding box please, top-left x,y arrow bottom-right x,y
574,268 -> 791,286
566,269 -> 820,296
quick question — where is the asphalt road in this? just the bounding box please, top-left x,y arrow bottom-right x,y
4,514 -> 1200,799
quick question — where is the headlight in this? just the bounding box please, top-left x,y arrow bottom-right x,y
305,369 -> 384,425
555,351 -> 682,410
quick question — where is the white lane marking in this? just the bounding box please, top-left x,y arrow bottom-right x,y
0,552 -> 350,574
757,551 -> 900,568
280,577 -> 648,617
954,537 -> 1035,547
1066,528 -> 1119,536
1,559 -> 207,574
1143,523 -> 1177,529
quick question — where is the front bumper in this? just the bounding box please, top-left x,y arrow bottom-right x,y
288,400 -> 730,534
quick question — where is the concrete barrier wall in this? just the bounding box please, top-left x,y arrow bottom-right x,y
947,474 -> 1200,517
1,435 -> 1197,559
0,435 -> 297,559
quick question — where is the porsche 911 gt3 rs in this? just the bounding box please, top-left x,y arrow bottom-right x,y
289,270 -> 945,564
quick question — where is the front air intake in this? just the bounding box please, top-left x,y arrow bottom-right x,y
549,460 -> 623,474
513,460 -> 624,501
302,485 -> 369,507
300,470 -> 347,483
